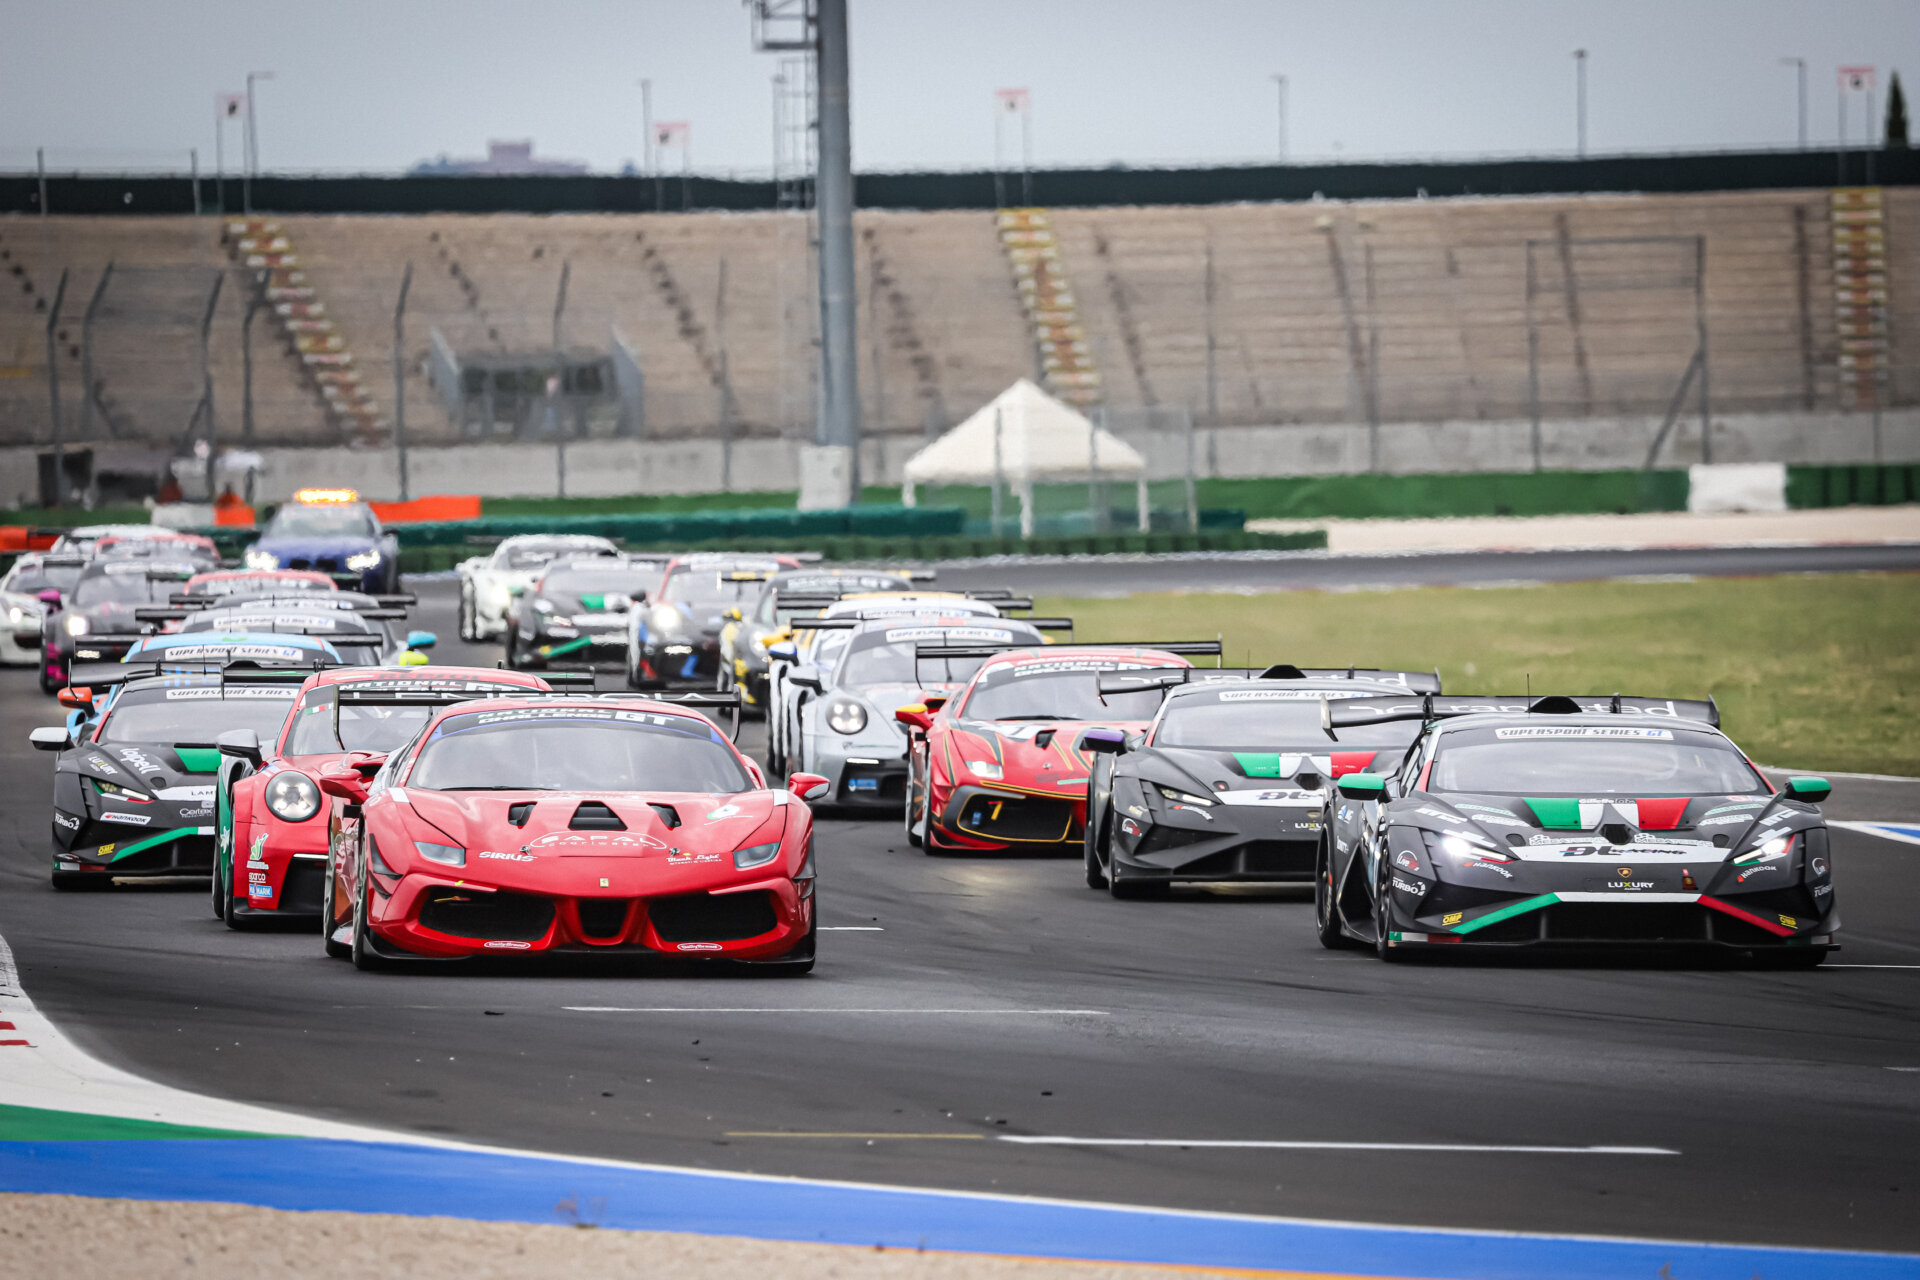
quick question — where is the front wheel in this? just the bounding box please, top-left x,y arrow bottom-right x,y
1315,832 -> 1353,949
349,844 -> 385,972
1084,803 -> 1109,890
1373,853 -> 1403,963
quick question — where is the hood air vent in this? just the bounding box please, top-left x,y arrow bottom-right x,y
508,802 -> 535,827
570,802 -> 627,831
648,803 -> 682,829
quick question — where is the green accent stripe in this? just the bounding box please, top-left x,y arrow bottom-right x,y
541,636 -> 593,658
0,1103 -> 275,1142
1233,753 -> 1283,778
1451,893 -> 1560,935
1525,797 -> 1583,829
578,593 -> 608,610
175,746 -> 221,773
103,827 -> 201,862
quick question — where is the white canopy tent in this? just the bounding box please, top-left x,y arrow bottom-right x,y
900,379 -> 1148,536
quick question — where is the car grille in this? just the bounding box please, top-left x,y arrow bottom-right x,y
278,859 -> 327,914
284,556 -> 342,572
418,887 -> 554,941
1545,903 -> 1711,943
576,898 -> 632,940
649,891 -> 778,942
1174,839 -> 1316,877
954,792 -> 1075,842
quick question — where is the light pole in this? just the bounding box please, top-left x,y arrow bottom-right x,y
638,78 -> 653,176
1573,50 -> 1588,157
243,70 -> 274,214
1271,74 -> 1288,161
1781,57 -> 1807,148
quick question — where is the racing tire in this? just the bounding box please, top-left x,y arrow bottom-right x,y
1753,948 -> 1826,971
349,846 -> 387,972
904,781 -> 925,850
218,859 -> 240,928
50,871 -> 111,892
1314,832 -> 1355,949
1083,802 -> 1109,890
211,851 -> 228,918
1373,855 -> 1404,963
457,585 -> 478,643
503,628 -> 522,670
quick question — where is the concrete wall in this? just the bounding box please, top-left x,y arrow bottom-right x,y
2,408 -> 1912,508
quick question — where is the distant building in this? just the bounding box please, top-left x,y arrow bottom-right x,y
410,140 -> 589,176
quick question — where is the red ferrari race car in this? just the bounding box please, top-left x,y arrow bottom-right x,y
210,664 -> 558,926
899,642 -> 1221,854
317,691 -> 823,971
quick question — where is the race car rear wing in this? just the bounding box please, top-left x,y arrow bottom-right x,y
166,592 -> 415,611
1098,664 -> 1443,696
788,611 -> 1066,631
914,640 -> 1221,683
336,686 -> 744,741
1320,693 -> 1721,733
67,657 -> 335,688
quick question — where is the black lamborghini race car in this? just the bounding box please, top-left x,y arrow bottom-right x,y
30,664 -> 307,888
1313,694 -> 1837,966
1081,665 -> 1439,898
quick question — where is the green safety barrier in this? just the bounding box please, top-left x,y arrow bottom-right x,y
1786,463 -> 1920,509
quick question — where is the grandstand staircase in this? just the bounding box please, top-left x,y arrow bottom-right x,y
222,219 -> 383,441
1831,188 -> 1889,410
997,208 -> 1101,408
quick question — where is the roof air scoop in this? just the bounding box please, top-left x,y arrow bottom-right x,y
1602,822 -> 1634,845
1527,695 -> 1584,715
569,801 -> 627,831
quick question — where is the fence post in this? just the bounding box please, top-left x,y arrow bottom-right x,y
1524,242 -> 1542,473
393,262 -> 413,501
1088,405 -> 1103,534
991,405 -> 1004,537
1204,239 -> 1218,429
44,269 -> 69,505
241,275 -> 261,445
79,264 -> 114,443
1364,241 -> 1381,473
552,261 -> 570,498
36,148 -> 47,218
1183,407 -> 1199,534
198,272 -> 225,499
1694,235 -> 1711,465
190,149 -> 201,216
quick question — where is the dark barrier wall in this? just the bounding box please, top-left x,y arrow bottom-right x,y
5,148 -> 1915,217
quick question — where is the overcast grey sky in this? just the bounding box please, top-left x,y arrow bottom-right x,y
3,1 -> 1915,175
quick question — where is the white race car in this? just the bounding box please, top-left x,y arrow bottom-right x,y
0,553 -> 83,667
456,534 -> 618,643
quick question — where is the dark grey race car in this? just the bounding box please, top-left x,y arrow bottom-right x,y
1314,694 -> 1837,966
1081,665 -> 1440,899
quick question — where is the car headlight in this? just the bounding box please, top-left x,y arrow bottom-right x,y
244,550 -> 278,570
8,606 -> 22,626
733,840 -> 782,870
264,771 -> 322,822
91,777 -> 152,803
964,759 -> 1003,780
414,841 -> 466,867
1427,831 -> 1513,863
65,614 -> 88,637
1155,784 -> 1214,807
485,583 -> 512,609
1735,833 -> 1795,864
345,550 -> 382,572
826,698 -> 868,735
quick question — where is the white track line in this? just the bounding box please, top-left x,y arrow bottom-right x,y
818,926 -> 885,931
1831,821 -> 1920,848
997,1137 -> 1677,1155
565,1007 -> 1110,1015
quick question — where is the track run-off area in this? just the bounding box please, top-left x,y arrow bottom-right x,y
2,556 -> 1917,1276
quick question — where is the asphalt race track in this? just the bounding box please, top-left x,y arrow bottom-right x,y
2,574 -> 1916,1255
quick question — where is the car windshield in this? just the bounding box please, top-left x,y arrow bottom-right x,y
409,708 -> 750,792
962,665 -> 1172,722
265,504 -> 377,539
6,562 -> 82,595
837,626 -> 1035,688
194,576 -> 330,596
1156,693 -> 1423,749
283,700 -> 432,755
503,541 -> 613,570
73,567 -> 166,607
98,687 -> 299,745
541,567 -> 657,611
1429,727 -> 1767,795
662,567 -> 773,609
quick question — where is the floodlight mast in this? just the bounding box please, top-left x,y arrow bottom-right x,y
750,0 -> 859,504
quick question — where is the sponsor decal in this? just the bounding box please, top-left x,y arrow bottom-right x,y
484,940 -> 533,950
1466,860 -> 1514,878
884,625 -> 1015,644
1391,876 -> 1427,896
1393,850 -> 1421,872
1814,883 -> 1833,898
1760,811 -> 1791,826
249,871 -> 269,884
112,747 -> 163,775
1337,805 -> 1351,822
177,807 -> 212,819
478,850 -> 535,862
97,843 -> 116,857
1119,817 -> 1141,837
1494,726 -> 1673,740
1542,843 -> 1710,860
466,706 -> 706,732
1217,689 -> 1348,702
248,885 -> 272,898
86,756 -> 119,775
1008,659 -> 1161,677
53,811 -> 80,831
1810,856 -> 1830,877
706,804 -> 743,820
1125,804 -> 1147,817
1778,914 -> 1798,929
1704,801 -> 1766,817
1698,815 -> 1751,827
1441,912 -> 1464,926
526,831 -> 667,851
100,812 -> 151,826
1456,802 -> 1518,817
158,785 -> 216,802
676,942 -> 724,952
158,649 -> 312,667
1218,788 -> 1321,807
1736,864 -> 1780,883
1606,874 -> 1656,890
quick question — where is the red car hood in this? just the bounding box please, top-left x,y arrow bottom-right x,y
393,787 -> 786,891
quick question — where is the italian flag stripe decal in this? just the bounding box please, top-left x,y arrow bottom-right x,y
1234,753 -> 1284,778
1450,893 -> 1559,934
1525,798 -> 1583,829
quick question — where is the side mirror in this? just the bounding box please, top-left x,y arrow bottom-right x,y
1080,726 -> 1127,755
921,695 -> 948,713
30,726 -> 71,752
317,755 -> 384,804
1336,772 -> 1387,800
216,728 -> 264,768
405,629 -> 437,651
766,641 -> 799,664
725,607 -> 743,622
36,589 -> 61,610
894,703 -> 932,732
788,666 -> 823,692
56,687 -> 93,709
787,771 -> 831,802
1786,776 -> 1831,803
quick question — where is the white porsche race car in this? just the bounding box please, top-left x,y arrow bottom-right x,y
456,534 -> 619,643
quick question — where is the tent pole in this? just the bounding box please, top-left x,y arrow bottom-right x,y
1136,476 -> 1149,531
1020,479 -> 1034,538
901,479 -> 915,507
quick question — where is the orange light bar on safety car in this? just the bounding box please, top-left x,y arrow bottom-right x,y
291,487 -> 359,505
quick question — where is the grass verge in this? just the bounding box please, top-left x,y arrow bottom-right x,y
1040,573 -> 1920,776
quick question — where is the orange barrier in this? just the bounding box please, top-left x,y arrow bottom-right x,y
0,526 -> 59,552
369,494 -> 482,524
214,505 -> 258,528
